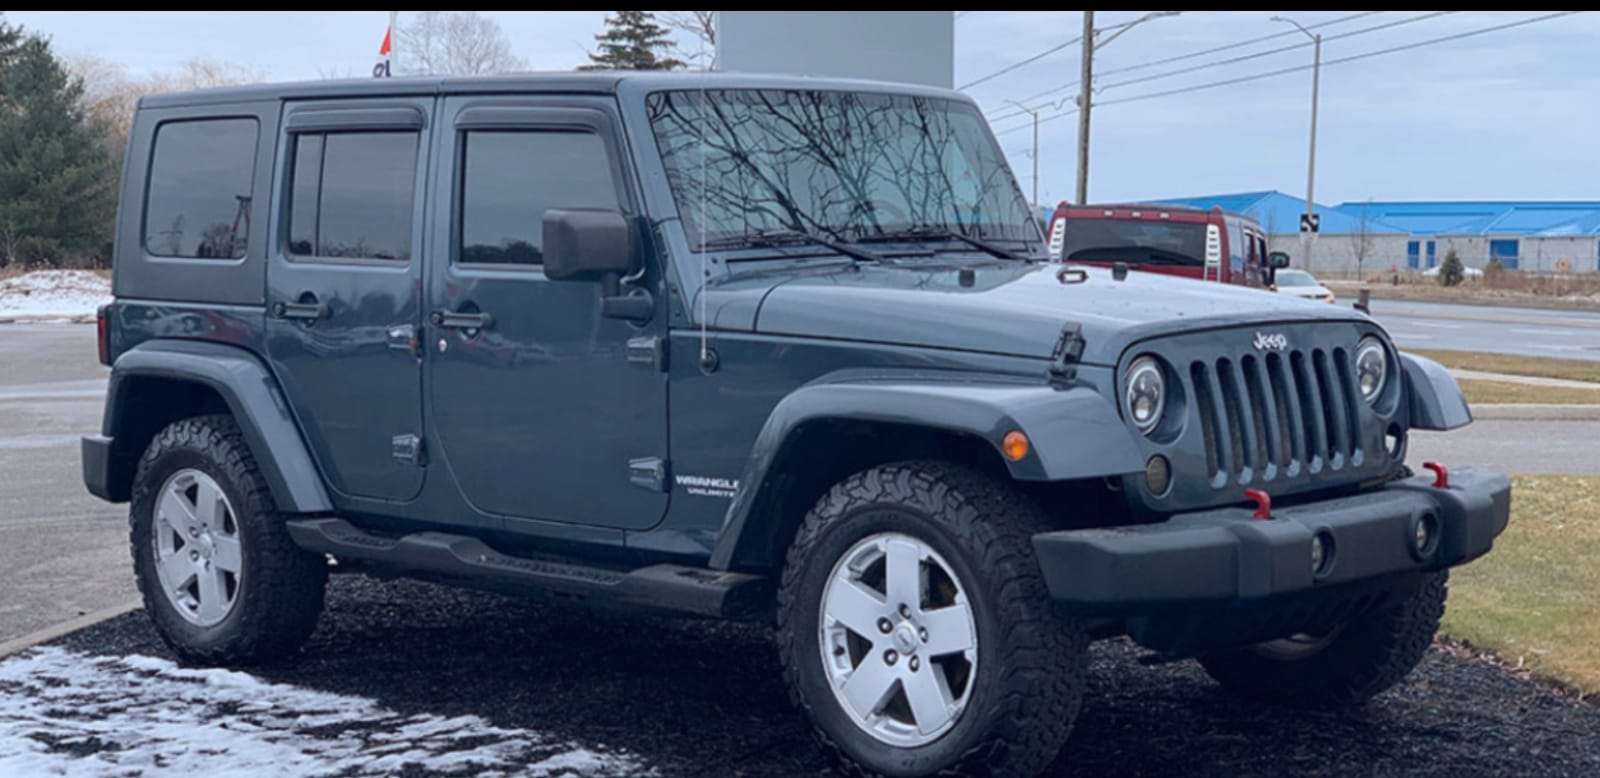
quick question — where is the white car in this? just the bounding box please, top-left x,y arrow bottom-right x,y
1272,268 -> 1336,303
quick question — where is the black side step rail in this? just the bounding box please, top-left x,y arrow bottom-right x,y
286,518 -> 771,620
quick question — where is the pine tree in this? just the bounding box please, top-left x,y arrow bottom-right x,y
581,11 -> 685,71
0,26 -> 115,268
1437,248 -> 1464,288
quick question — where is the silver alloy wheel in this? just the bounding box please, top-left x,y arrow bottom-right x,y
151,468 -> 243,627
819,532 -> 978,748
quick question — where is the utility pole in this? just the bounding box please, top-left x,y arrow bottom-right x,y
1074,11 -> 1094,206
1005,99 -> 1041,209
1074,11 -> 1180,206
1274,16 -> 1321,274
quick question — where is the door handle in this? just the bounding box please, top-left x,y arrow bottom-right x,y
272,300 -> 325,321
430,310 -> 494,331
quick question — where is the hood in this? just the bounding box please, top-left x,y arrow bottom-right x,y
704,262 -> 1373,365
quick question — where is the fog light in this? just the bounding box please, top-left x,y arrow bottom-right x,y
1413,512 -> 1438,557
1145,455 -> 1171,496
1311,531 -> 1335,576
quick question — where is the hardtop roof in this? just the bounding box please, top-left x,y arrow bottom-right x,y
138,71 -> 973,110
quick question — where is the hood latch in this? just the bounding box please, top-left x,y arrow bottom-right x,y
1049,322 -> 1086,382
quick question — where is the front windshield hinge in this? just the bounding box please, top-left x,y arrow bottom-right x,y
1049,322 -> 1085,382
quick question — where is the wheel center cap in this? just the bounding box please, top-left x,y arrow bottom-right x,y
891,622 -> 919,655
195,533 -> 215,560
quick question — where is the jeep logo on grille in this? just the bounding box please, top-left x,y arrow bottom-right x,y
1252,331 -> 1289,352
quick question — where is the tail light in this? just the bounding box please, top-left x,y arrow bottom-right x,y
96,304 -> 111,366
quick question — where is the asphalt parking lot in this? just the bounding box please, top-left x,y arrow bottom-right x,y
2,318 -> 1600,775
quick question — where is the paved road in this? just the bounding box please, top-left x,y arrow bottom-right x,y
0,325 -> 130,644
1410,421 -> 1600,476
1369,299 -> 1600,362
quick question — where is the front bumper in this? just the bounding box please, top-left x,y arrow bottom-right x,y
1033,468 -> 1510,653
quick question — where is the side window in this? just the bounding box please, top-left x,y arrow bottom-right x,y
144,118 -> 259,259
458,130 -> 619,266
288,131 -> 418,261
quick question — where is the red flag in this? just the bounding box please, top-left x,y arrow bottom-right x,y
373,22 -> 393,78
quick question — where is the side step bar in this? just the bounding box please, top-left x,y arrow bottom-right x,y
286,518 -> 771,620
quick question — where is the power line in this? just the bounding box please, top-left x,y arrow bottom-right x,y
959,12 -> 1190,93
959,35 -> 1082,90
1098,11 -> 1381,80
991,11 -> 1580,136
985,11 -> 1385,123
1099,11 -> 1579,108
1098,11 -> 1457,93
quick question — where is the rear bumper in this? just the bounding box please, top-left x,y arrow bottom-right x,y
1033,468 -> 1510,652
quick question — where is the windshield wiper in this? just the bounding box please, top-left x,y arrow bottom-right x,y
703,228 -> 884,264
861,227 -> 1034,261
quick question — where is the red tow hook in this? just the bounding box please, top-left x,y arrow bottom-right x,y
1244,489 -> 1272,520
1423,461 -> 1450,489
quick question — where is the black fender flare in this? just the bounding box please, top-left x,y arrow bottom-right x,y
1400,352 -> 1472,431
708,373 -> 1144,570
94,339 -> 332,513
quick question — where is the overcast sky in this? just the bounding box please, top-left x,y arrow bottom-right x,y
9,10 -> 1598,206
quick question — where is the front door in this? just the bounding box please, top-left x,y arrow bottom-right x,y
265,99 -> 431,503
425,96 -> 669,531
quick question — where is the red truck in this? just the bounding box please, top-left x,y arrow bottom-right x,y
1045,202 -> 1283,288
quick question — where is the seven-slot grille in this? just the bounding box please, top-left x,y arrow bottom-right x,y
1188,347 -> 1366,487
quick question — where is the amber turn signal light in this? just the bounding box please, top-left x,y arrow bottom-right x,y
1002,431 -> 1030,462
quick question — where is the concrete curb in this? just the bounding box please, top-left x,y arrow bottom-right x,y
1470,404 -> 1600,421
0,600 -> 142,659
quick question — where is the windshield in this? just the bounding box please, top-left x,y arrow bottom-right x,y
1274,269 -> 1317,287
646,89 -> 1039,249
1058,218 -> 1205,265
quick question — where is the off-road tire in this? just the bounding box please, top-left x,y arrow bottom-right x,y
776,461 -> 1088,778
1199,572 -> 1448,708
130,415 -> 327,665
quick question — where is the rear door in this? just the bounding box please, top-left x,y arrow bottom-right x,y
424,95 -> 669,531
264,100 -> 431,504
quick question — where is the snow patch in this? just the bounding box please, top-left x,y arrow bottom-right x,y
0,646 -> 649,777
0,270 -> 111,322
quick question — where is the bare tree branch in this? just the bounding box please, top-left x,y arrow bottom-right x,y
396,11 -> 526,76
660,11 -> 716,66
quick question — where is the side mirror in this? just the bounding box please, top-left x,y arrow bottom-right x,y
543,209 -> 637,282
542,209 -> 653,322
1267,251 -> 1292,269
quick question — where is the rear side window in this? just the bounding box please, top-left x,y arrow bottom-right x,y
288,131 -> 418,261
144,118 -> 259,259
458,131 -> 619,266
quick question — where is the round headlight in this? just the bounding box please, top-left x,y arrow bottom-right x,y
1124,356 -> 1166,434
1355,337 -> 1387,404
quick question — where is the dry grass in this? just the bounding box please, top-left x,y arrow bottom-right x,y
1440,475 -> 1600,695
1459,379 -> 1600,405
1406,349 -> 1600,385
1327,276 -> 1600,312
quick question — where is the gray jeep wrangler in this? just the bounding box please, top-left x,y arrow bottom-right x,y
83,73 -> 1509,777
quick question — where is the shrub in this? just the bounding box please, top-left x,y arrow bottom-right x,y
1438,249 -> 1465,287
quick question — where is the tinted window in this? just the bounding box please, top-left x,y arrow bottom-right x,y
144,118 -> 259,259
1057,218 -> 1206,265
288,131 -> 418,261
459,131 -> 619,265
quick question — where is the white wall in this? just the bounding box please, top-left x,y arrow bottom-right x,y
716,11 -> 954,88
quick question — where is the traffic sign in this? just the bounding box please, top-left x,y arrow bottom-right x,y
1299,213 -> 1320,233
